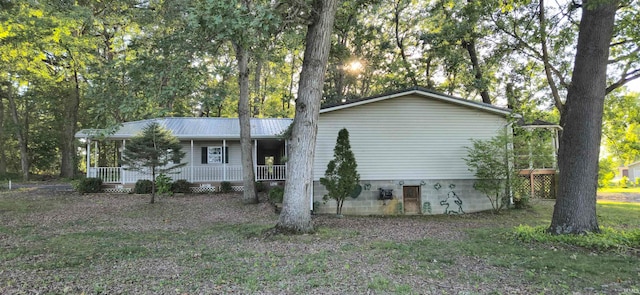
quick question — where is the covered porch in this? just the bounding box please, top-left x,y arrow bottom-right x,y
76,117 -> 293,186
83,138 -> 287,184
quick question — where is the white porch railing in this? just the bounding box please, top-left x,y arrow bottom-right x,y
256,165 -> 286,181
89,165 -> 286,184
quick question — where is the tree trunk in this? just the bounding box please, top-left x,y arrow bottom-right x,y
253,58 -> 262,117
234,42 -> 258,204
6,86 -> 29,181
393,0 -> 418,87
277,0 -> 340,234
60,69 -> 81,178
539,0 -> 565,113
549,0 -> 618,235
462,38 -> 491,104
0,86 -> 7,175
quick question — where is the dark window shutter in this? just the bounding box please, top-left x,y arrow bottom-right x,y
201,147 -> 208,164
224,147 -> 229,163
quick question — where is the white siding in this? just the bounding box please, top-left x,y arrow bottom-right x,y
313,94 -> 508,180
180,141 -> 242,166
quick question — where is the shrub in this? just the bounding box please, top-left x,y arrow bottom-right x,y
220,181 -> 233,193
268,186 -> 284,203
255,181 -> 267,192
134,179 -> 153,194
320,128 -> 360,215
171,179 -> 192,194
72,177 -> 103,194
155,174 -> 173,196
619,176 -> 629,188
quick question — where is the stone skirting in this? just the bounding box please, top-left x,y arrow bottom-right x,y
313,179 -> 495,215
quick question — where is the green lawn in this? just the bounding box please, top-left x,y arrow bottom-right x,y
0,192 -> 638,294
598,187 -> 640,193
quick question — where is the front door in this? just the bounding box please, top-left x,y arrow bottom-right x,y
403,186 -> 420,214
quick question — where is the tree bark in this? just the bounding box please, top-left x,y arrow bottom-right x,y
549,0 -> 618,234
0,85 -> 7,175
253,58 -> 262,117
393,0 -> 418,87
60,67 -> 81,178
277,0 -> 340,234
234,42 -> 258,204
539,0 -> 565,113
6,86 -> 29,181
462,38 -> 491,104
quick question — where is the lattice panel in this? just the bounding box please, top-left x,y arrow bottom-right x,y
191,185 -> 217,193
231,186 -> 244,192
103,187 -> 132,193
532,174 -> 556,199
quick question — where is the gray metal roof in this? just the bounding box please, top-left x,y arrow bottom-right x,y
75,117 -> 293,140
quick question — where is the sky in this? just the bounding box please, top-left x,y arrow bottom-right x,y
626,79 -> 640,93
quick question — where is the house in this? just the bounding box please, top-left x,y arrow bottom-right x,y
76,87 -> 519,214
310,87 -> 515,215
75,118 -> 291,192
628,161 -> 640,184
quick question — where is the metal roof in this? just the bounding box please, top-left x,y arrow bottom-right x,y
75,117 -> 293,140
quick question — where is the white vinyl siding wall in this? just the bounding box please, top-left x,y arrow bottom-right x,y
180,141 -> 242,166
313,95 -> 508,180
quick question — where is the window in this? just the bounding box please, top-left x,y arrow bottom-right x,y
201,146 -> 229,164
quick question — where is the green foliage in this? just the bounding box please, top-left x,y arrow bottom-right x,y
72,178 -> 103,194
465,132 -> 523,213
155,174 -> 173,196
121,122 -> 186,203
255,181 -> 266,193
598,157 -> 617,188
171,179 -> 193,194
220,181 -> 233,193
619,176 -> 630,188
268,186 -> 284,204
515,225 -> 640,251
134,179 -> 153,194
320,128 -> 360,215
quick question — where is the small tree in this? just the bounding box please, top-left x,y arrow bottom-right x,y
464,133 -> 522,213
121,122 -> 186,204
320,128 -> 360,215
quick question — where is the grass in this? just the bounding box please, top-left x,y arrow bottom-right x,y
0,193 -> 639,294
598,186 -> 640,193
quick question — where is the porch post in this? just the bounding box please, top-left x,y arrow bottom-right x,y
94,141 -> 98,170
551,128 -> 559,170
253,139 -> 258,181
223,140 -> 227,181
86,139 -> 91,177
190,140 -> 194,183
121,140 -> 126,185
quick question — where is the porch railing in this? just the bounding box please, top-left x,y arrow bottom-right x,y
88,165 -> 286,184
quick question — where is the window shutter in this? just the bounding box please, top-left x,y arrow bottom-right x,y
224,146 -> 229,163
201,147 -> 208,164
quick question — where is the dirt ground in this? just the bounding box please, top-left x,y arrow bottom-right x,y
597,192 -> 640,203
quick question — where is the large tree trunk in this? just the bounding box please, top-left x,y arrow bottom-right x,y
276,0 -> 340,234
549,0 -> 618,235
60,69 -> 81,178
234,42 -> 258,204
